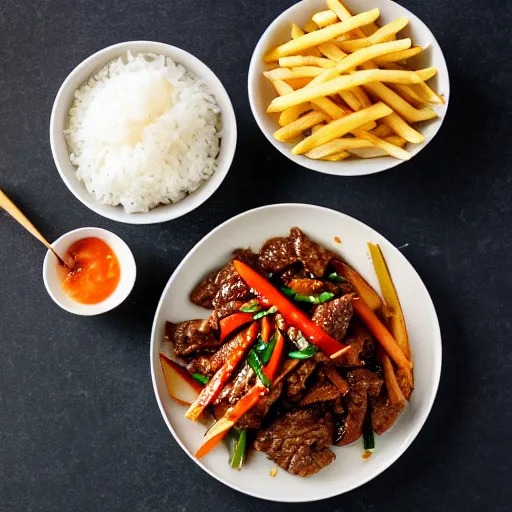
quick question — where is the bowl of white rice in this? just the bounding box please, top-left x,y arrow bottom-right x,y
50,41 -> 237,224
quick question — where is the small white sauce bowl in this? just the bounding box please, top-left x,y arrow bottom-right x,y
50,41 -> 237,224
42,227 -> 136,316
248,0 -> 450,176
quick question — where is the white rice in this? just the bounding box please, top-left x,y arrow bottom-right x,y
65,52 -> 221,213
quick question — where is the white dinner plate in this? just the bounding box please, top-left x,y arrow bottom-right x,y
150,203 -> 442,502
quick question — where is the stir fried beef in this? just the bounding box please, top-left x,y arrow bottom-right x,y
335,369 -> 383,446
166,319 -> 220,357
312,295 -> 353,342
213,249 -> 257,307
237,381 -> 284,429
258,236 -> 297,274
289,227 -> 334,278
334,333 -> 376,367
286,357 -> 319,401
254,409 -> 335,477
168,227 -> 411,477
299,381 -> 341,407
371,395 -> 405,435
190,270 -> 218,309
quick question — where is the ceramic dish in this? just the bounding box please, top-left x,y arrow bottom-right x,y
43,227 -> 136,315
150,203 -> 442,501
50,41 -> 237,224
248,0 -> 450,176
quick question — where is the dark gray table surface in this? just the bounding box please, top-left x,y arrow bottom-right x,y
1,0 -> 511,510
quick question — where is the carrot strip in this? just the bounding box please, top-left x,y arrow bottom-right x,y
219,312 -> 253,342
353,299 -> 411,370
324,365 -> 349,395
233,260 -> 348,358
263,330 -> 285,381
331,259 -> 383,313
367,243 -> 411,360
186,323 -> 258,421
261,316 -> 272,344
195,431 -> 227,460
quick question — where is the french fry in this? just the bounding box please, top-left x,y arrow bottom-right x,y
363,82 -> 438,123
332,39 -> 412,74
312,9 -> 338,28
388,83 -> 426,106
327,0 -> 367,38
352,129 -> 412,160
279,55 -> 336,69
270,79 -> 294,96
264,66 -> 326,80
306,137 -> 373,159
279,102 -> 312,126
374,46 -> 423,65
320,151 -> 351,161
291,102 -> 393,154
338,18 -> 409,53
311,123 -> 326,134
291,23 -> 304,39
264,8 -> 380,62
371,123 -> 393,137
382,112 -> 424,144
415,81 -> 446,104
385,135 -> 407,147
285,77 -> 314,89
350,86 -> 372,108
317,42 -> 347,61
311,96 -> 347,119
414,68 -> 437,81
274,110 -> 327,141
304,20 -> 319,33
307,67 -> 340,86
267,70 -> 424,113
339,90 -> 362,111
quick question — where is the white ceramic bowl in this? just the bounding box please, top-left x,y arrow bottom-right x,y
150,203 -> 442,502
43,227 -> 136,315
50,41 -> 237,224
248,0 -> 450,176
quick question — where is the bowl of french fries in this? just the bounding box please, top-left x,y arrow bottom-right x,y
248,0 -> 449,175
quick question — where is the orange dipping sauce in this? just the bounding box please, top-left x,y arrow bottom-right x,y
58,237 -> 121,304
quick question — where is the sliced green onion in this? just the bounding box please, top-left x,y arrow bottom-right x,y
247,349 -> 271,387
363,402 -> 375,450
261,333 -> 277,365
253,305 -> 277,320
253,336 -> 268,354
327,272 -> 347,283
288,345 -> 318,359
239,299 -> 261,313
281,286 -> 334,305
281,286 -> 295,297
191,373 -> 210,385
230,429 -> 247,470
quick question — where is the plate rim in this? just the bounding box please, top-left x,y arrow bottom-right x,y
149,203 -> 442,502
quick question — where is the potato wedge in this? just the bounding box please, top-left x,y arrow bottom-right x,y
274,110 -> 327,141
264,8 -> 380,62
291,102 -> 392,154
